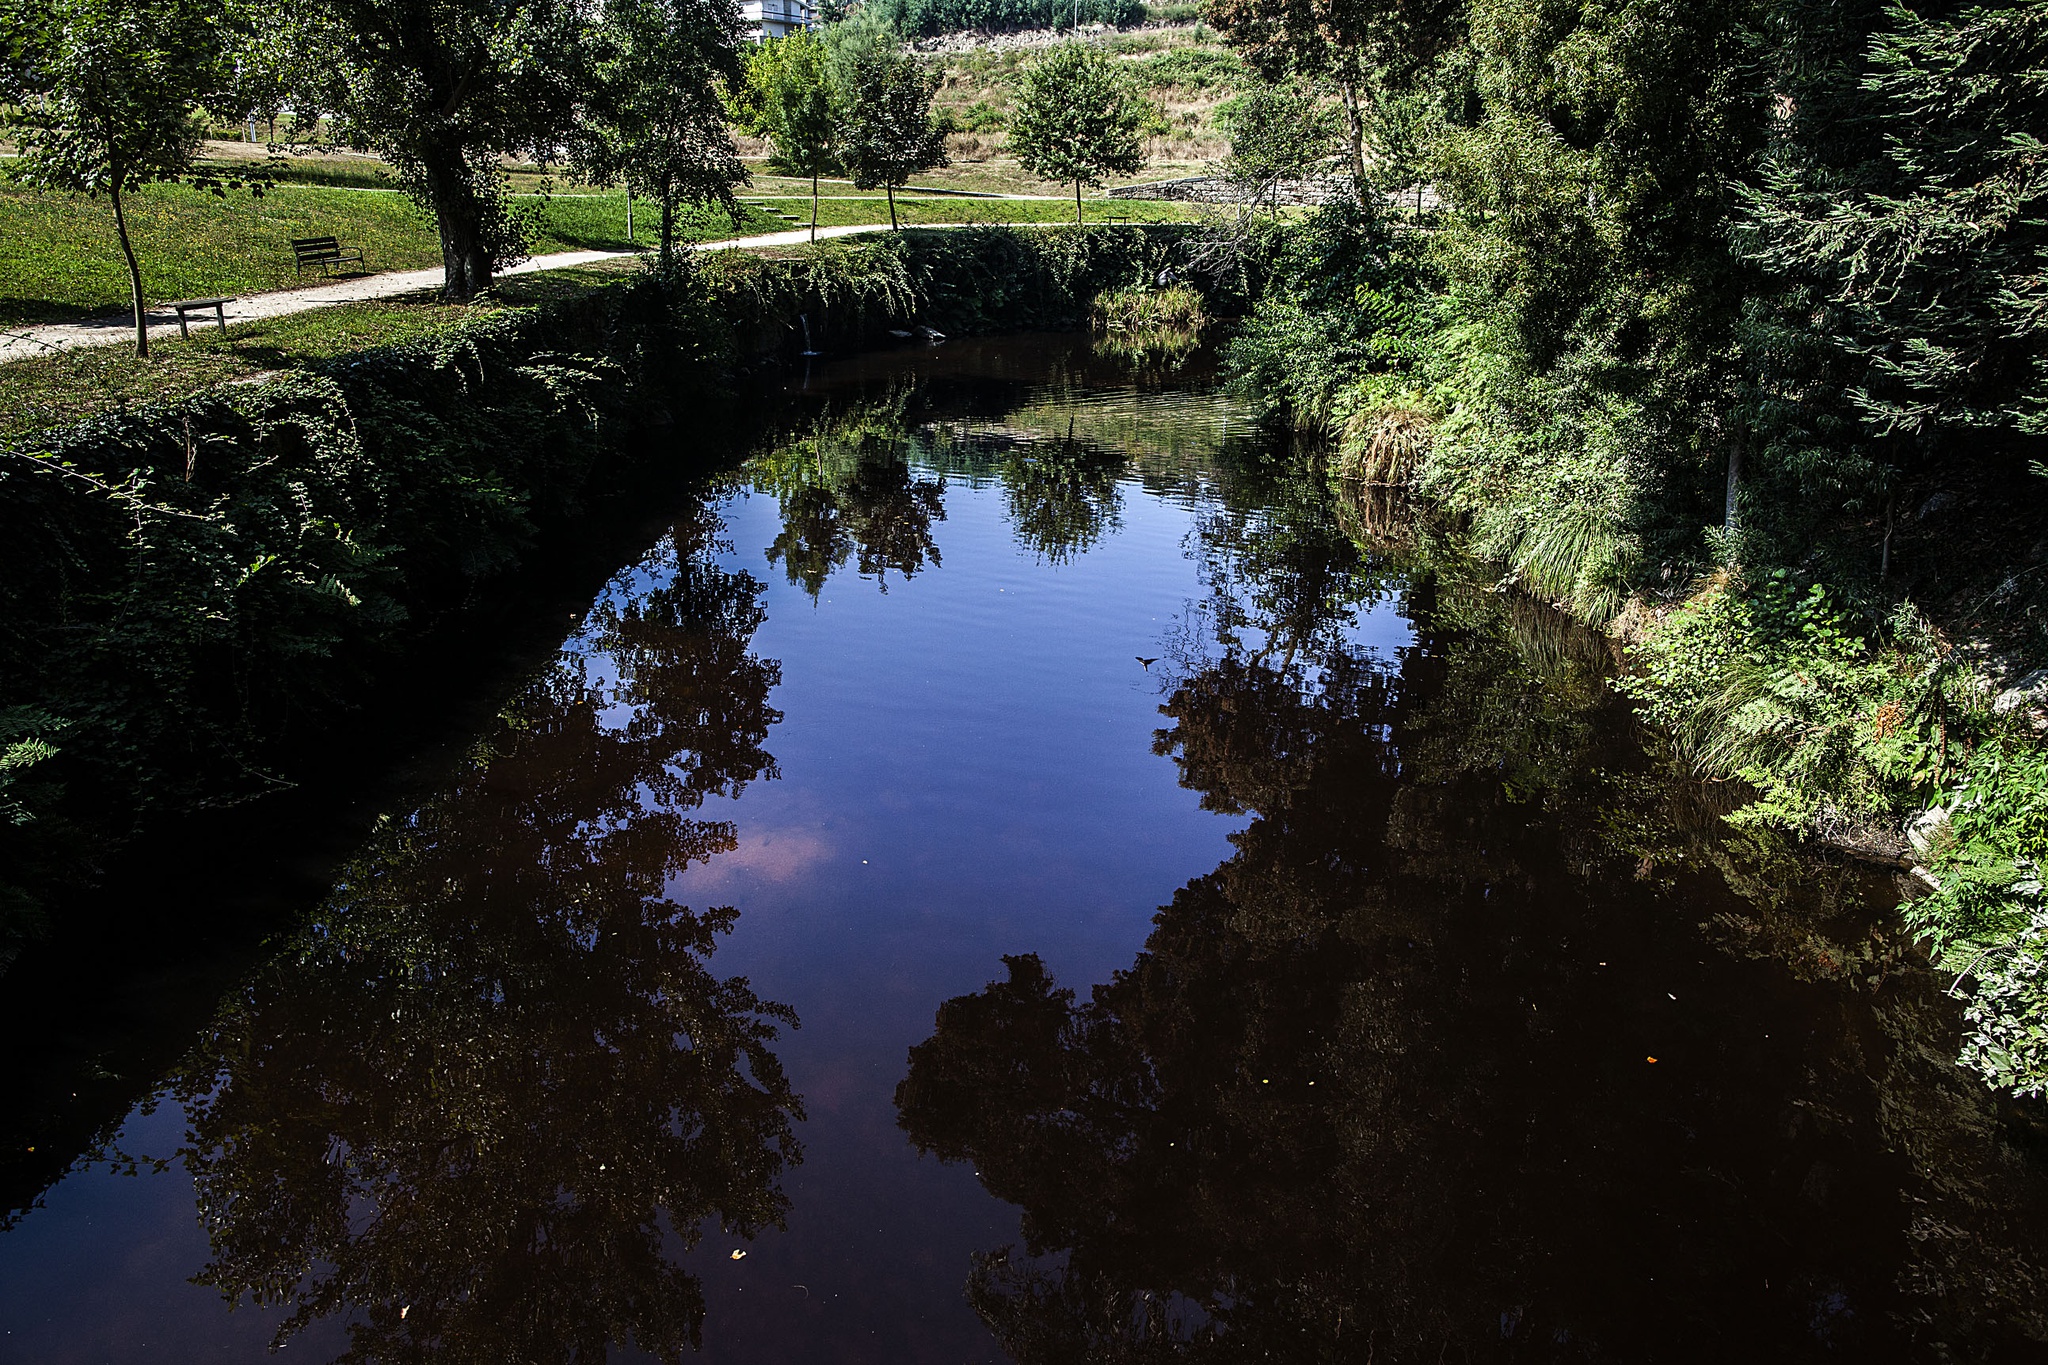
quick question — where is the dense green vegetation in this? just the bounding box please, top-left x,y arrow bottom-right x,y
1204,0 -> 2048,1093
874,0 -> 1143,36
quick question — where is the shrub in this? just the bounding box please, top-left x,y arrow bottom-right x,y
1619,573 -> 1989,830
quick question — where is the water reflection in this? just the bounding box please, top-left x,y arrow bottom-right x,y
12,337 -> 2048,1363
756,393 -> 948,596
898,478 -> 2048,1360
165,511 -> 801,1362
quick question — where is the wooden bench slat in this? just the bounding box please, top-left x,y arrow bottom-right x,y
289,236 -> 366,276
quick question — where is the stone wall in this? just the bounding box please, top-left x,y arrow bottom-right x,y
1107,175 -> 1353,206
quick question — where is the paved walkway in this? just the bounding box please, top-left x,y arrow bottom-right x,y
0,224 -> 900,366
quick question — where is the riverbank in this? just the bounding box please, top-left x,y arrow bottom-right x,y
1216,199 -> 2048,1098
0,225 -> 1221,957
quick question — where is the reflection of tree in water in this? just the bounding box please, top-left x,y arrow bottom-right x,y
753,398 -> 947,597
995,436 -> 1127,565
897,478 -> 2048,1361
169,512 -> 801,1365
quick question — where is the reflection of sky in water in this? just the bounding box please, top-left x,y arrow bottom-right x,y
641,451 -> 1408,1362
0,361 -> 1411,1365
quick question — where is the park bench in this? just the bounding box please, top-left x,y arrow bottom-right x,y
163,296 -> 233,339
290,235 -> 366,277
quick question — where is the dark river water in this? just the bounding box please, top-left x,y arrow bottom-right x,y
5,335 -> 2048,1363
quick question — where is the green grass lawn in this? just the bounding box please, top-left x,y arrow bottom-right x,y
0,182 -> 1199,326
0,184 -> 787,326
0,260 -> 644,442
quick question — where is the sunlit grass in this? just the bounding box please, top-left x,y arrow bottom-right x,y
0,261 -> 642,442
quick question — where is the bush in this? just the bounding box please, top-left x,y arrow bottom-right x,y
1128,48 -> 1247,92
1910,744 -> 2048,1095
1619,572 -> 1989,831
1090,282 -> 1206,332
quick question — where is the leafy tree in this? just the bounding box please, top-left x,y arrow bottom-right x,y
1215,78 -> 1337,214
574,0 -> 750,270
738,27 -> 837,241
1008,42 -> 1149,225
0,0 -> 252,355
269,0 -> 593,301
835,39 -> 948,230
1204,0 -> 1458,186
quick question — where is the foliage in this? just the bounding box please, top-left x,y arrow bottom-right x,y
876,0 -> 1142,37
260,0 -> 593,299
1619,571 -> 1991,830
1740,0 -> 2048,440
1895,743 -> 2048,1096
1126,46 -> 1250,91
740,27 -> 839,236
0,0 -> 259,353
1220,199 -> 1433,430
1090,282 -> 1206,332
572,0 -> 749,268
1204,0 -> 1459,182
1214,79 -> 1338,209
1007,43 -> 1151,221
834,39 -> 949,229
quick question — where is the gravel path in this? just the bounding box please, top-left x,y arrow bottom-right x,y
0,224 -> 900,366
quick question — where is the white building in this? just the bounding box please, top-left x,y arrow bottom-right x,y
741,0 -> 814,39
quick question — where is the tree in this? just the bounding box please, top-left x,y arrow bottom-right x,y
1216,78 -> 1337,214
270,0 -> 593,301
835,40 -> 948,230
1008,43 -> 1149,226
1,0 -> 248,355
1204,0 -> 1458,187
1742,0 -> 2048,442
737,28 -> 837,241
575,0 -> 749,270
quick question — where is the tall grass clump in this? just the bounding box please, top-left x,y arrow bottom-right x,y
1090,282 -> 1206,332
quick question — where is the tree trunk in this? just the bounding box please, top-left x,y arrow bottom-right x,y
887,182 -> 899,231
659,181 -> 677,272
1336,72 -> 1369,191
1075,179 -> 1083,227
110,181 -> 148,358
422,149 -> 492,302
1723,430 -> 1744,539
811,171 -> 819,243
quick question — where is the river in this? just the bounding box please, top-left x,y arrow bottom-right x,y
2,334 -> 2046,1363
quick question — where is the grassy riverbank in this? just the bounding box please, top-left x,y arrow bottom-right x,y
1218,201 -> 2048,1096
